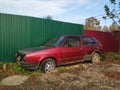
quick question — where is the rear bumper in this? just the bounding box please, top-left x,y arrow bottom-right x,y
18,60 -> 39,70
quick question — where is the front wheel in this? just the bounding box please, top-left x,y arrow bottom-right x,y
41,58 -> 56,73
92,53 -> 101,64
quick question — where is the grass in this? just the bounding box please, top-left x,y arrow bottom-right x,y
35,79 -> 43,84
14,64 -> 32,74
0,62 -> 8,65
105,52 -> 120,60
0,62 -> 41,75
57,66 -> 66,72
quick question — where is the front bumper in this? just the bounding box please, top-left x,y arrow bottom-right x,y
18,60 -> 39,70
16,52 -> 39,70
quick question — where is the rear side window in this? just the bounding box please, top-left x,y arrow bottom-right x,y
82,37 -> 96,46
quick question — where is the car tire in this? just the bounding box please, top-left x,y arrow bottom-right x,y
41,58 -> 56,73
92,53 -> 101,64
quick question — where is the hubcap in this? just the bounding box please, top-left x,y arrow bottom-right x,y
93,54 -> 100,64
45,61 -> 55,72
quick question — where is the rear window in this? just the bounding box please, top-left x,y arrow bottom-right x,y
82,37 -> 96,46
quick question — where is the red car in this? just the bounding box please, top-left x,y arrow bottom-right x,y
16,35 -> 103,73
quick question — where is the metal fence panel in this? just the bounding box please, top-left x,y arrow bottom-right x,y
84,30 -> 120,52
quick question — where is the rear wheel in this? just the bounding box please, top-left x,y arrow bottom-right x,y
92,53 -> 101,64
41,58 -> 56,73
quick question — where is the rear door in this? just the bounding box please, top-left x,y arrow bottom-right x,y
81,36 -> 96,57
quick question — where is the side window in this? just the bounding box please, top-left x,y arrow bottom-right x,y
82,37 -> 95,46
63,37 -> 80,47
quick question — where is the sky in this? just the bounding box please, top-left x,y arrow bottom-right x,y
0,0 -> 117,26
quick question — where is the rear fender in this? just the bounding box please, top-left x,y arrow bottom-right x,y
91,50 -> 101,55
91,51 -> 104,59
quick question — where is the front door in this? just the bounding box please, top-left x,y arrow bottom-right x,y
60,36 -> 84,63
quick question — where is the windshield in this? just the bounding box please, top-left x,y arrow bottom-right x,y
44,36 -> 65,46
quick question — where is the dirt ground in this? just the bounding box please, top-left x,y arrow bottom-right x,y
0,56 -> 120,90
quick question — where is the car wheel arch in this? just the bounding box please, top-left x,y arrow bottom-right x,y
39,57 -> 57,66
90,50 -> 102,59
91,50 -> 101,55
92,50 -> 104,60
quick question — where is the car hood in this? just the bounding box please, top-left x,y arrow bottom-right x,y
18,46 -> 54,55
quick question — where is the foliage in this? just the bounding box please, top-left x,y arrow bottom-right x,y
109,22 -> 118,31
0,62 -> 42,75
45,15 -> 53,20
105,52 -> 120,60
57,66 -> 65,72
104,0 -> 120,28
0,62 -> 8,65
14,64 -> 42,75
14,64 -> 32,74
84,17 -> 102,30
35,79 -> 43,84
102,25 -> 110,32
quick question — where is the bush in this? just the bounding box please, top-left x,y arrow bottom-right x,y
105,52 -> 120,60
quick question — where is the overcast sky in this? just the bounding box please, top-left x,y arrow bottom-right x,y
0,0 -> 115,26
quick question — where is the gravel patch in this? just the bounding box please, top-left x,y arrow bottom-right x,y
0,75 -> 29,86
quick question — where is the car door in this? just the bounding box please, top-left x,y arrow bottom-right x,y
81,36 -> 96,57
60,36 -> 84,63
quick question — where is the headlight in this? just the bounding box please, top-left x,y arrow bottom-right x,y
16,52 -> 26,61
16,55 -> 21,61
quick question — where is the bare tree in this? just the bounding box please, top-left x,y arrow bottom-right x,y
104,0 -> 120,29
103,25 -> 110,32
45,15 -> 53,20
109,22 -> 118,31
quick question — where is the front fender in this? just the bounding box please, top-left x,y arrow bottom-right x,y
38,55 -> 59,65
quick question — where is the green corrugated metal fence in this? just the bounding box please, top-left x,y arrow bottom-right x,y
0,13 -> 83,62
